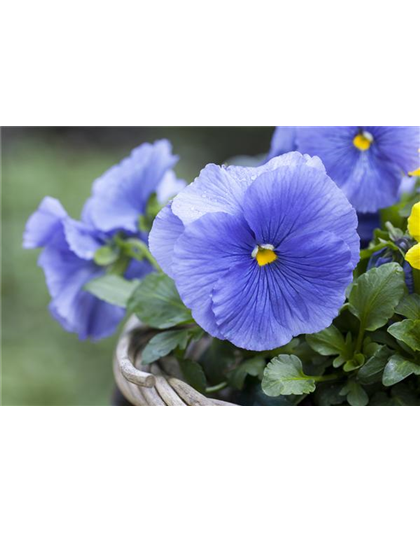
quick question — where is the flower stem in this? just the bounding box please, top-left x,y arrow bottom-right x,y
119,237 -> 162,272
313,374 -> 339,383
355,319 -> 366,354
412,267 -> 420,295
205,382 -> 228,394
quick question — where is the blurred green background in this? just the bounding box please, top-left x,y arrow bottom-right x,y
0,126 -> 273,533
1,127 -> 273,405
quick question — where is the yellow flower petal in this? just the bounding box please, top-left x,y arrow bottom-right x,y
408,201 -> 420,242
408,168 -> 420,177
406,242 -> 420,270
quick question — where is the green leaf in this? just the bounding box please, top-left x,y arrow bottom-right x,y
262,354 -> 316,396
388,319 -> 420,352
382,354 -> 420,386
94,245 -> 120,266
178,359 -> 207,393
395,294 -> 420,320
358,345 -> 393,385
199,339 -> 236,384
128,273 -> 192,329
306,325 -> 346,356
84,274 -> 138,307
339,381 -> 369,406
348,263 -> 406,332
142,330 -> 190,365
138,193 -> 162,232
228,357 -> 266,390
399,193 -> 420,217
343,352 -> 365,372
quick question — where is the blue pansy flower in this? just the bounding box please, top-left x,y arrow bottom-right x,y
23,197 -> 153,340
23,139 -> 182,340
295,127 -> 419,213
150,152 -> 360,351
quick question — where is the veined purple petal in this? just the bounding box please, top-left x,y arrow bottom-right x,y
211,230 -> 352,351
172,212 -> 255,338
242,164 -> 359,268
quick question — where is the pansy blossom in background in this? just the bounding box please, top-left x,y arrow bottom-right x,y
150,152 -> 360,351
268,126 -> 420,213
23,140 -> 184,340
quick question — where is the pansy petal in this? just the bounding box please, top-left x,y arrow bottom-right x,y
405,243 -> 420,270
212,231 -> 352,351
172,152 -> 325,226
49,280 -> 125,341
63,218 -> 104,260
38,242 -> 100,300
242,164 -> 359,268
149,204 -> 185,277
82,139 -> 178,233
39,242 -> 124,340
212,260 -> 293,350
23,197 -> 67,249
274,230 -> 353,331
366,126 -> 420,173
408,201 -> 420,242
156,170 -> 186,204
172,212 -> 255,337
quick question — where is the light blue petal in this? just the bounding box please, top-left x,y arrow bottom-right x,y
156,170 -> 186,203
149,204 -> 184,277
63,218 -> 104,260
212,231 -> 352,351
39,242 -> 124,340
82,139 -> 178,232
171,151 -> 325,226
172,212 -> 255,337
23,197 -> 67,249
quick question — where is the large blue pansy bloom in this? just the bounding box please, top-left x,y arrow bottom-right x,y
150,153 -> 360,351
24,139 -> 182,340
295,127 -> 420,213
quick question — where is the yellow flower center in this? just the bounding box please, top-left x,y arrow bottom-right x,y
353,131 -> 373,151
252,245 -> 277,266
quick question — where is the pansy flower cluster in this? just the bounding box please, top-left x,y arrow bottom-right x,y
24,140 -> 184,340
24,128 -> 420,405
